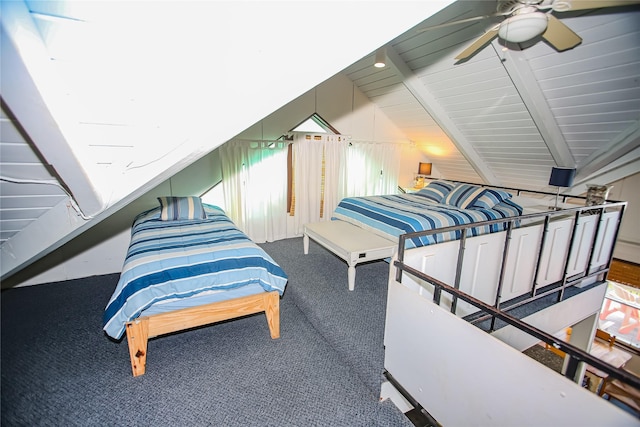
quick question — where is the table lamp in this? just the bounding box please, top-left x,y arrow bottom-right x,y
414,162 -> 432,188
549,167 -> 576,210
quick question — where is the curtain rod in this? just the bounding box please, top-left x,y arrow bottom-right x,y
231,137 -> 412,145
232,138 -> 288,143
347,139 -> 412,145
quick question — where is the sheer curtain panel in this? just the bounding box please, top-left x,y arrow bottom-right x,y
346,142 -> 400,197
220,136 -> 401,242
220,140 -> 288,242
290,134 -> 347,235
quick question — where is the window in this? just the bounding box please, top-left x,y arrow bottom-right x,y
599,280 -> 640,348
290,113 -> 340,134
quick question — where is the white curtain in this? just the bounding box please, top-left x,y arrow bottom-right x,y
345,142 -> 400,196
220,140 -> 289,242
220,136 -> 401,242
291,134 -> 347,234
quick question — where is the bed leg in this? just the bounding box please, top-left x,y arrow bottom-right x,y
264,292 -> 280,339
125,317 -> 149,377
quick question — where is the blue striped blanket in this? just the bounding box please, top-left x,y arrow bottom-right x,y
332,194 -> 523,249
103,205 -> 288,339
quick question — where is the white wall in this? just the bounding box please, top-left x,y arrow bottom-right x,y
10,73 -> 431,287
8,152 -> 223,287
234,73 -> 434,182
609,172 -> 640,263
383,278 -> 638,426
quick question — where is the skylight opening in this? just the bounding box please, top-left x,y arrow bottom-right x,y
290,113 -> 340,135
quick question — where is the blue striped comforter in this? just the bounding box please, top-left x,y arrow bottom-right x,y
332,194 -> 522,249
103,205 -> 288,339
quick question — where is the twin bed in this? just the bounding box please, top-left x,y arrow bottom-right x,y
103,197 -> 288,376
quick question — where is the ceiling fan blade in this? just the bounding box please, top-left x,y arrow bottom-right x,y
561,0 -> 640,11
542,15 -> 582,51
417,15 -> 492,33
455,26 -> 500,61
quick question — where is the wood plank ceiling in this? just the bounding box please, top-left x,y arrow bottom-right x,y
343,1 -> 640,190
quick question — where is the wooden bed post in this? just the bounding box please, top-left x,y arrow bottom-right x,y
126,317 -> 149,377
264,291 -> 280,339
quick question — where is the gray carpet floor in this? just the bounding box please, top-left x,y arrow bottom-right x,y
1,237 -> 412,426
522,344 -> 564,373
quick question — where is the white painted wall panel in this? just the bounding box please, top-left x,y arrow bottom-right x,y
537,217 -> 573,286
501,224 -> 544,301
591,211 -> 623,270
383,279 -> 636,426
456,235 -> 505,313
566,215 -> 597,278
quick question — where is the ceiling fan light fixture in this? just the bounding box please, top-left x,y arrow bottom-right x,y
498,12 -> 548,43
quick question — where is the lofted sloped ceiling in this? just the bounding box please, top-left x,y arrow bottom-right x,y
345,0 -> 640,190
1,0 -> 640,282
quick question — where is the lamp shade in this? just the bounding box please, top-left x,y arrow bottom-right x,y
548,167 -> 576,188
418,162 -> 432,176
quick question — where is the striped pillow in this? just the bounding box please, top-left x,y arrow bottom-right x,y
444,184 -> 486,209
158,196 -> 206,221
415,180 -> 455,203
470,189 -> 513,210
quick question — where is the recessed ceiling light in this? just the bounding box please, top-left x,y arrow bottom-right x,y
374,48 -> 386,68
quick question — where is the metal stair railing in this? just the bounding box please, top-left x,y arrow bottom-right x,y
393,258 -> 640,389
392,199 -> 636,388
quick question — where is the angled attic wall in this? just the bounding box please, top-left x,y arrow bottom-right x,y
2,151 -> 222,288
236,73 -> 437,186
7,73 -> 431,287
0,1 -> 103,216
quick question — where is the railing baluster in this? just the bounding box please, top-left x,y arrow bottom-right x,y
490,220 -> 514,331
451,233 -> 467,314
530,214 -> 551,299
557,210 -> 581,303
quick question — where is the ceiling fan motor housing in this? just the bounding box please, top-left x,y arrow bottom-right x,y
454,0 -> 623,61
498,11 -> 549,43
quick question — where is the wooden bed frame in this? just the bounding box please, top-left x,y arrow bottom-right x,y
125,291 -> 280,376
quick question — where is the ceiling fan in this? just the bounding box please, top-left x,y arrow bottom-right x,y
420,0 -> 639,61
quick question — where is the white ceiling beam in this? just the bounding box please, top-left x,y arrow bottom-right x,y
1,1 -> 103,216
575,121 -> 640,181
570,146 -> 640,192
0,198 -> 85,281
500,48 -> 576,168
385,45 -> 500,185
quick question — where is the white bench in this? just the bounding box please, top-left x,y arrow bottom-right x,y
303,220 -> 397,291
